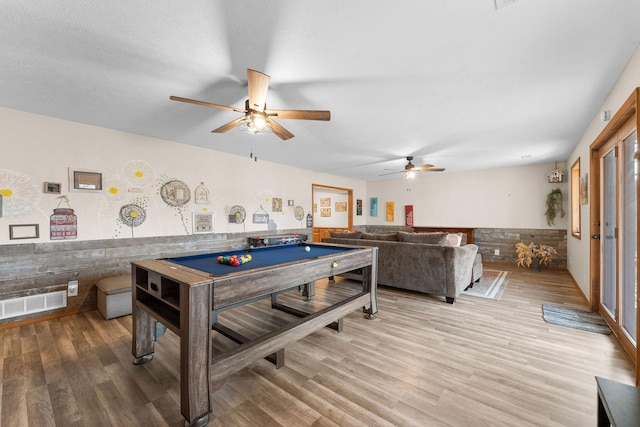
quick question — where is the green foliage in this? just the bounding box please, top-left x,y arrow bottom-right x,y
545,188 -> 565,226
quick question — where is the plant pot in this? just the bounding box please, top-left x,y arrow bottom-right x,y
532,257 -> 541,272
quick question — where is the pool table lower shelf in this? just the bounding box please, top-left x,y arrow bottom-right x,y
131,243 -> 378,427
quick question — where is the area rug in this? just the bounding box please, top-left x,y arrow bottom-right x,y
542,304 -> 611,334
462,269 -> 509,301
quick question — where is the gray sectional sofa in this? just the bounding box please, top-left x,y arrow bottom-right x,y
322,231 -> 481,304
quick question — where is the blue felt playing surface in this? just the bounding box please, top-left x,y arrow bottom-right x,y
165,243 -> 355,276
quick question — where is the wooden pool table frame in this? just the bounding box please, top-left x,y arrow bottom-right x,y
131,244 -> 378,426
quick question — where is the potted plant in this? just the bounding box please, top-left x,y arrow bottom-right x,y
515,241 -> 557,270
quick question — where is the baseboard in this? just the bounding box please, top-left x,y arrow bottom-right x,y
566,269 -> 591,307
482,260 -> 567,271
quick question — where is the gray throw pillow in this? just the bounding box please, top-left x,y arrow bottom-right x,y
360,232 -> 398,241
396,231 -> 447,244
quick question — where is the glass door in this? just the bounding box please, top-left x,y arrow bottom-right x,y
621,130 -> 637,343
590,90 -> 639,382
598,126 -> 637,358
600,143 -> 617,319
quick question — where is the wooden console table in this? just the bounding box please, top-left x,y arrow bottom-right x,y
596,376 -> 640,426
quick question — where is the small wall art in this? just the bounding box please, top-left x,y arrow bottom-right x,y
252,205 -> 269,224
386,201 -> 395,222
194,182 -> 210,204
192,212 -> 214,234
335,201 -> 347,212
272,198 -> 282,212
405,205 -> 414,226
69,168 -> 103,192
228,205 -> 246,224
9,224 -> 39,240
580,173 -> 588,205
43,182 -> 62,194
370,197 -> 378,217
321,208 -> 331,217
50,196 -> 77,240
320,197 -> 331,207
356,199 -> 362,216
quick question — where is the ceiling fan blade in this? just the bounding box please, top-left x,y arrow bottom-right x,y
268,119 -> 294,140
170,96 -> 245,113
412,164 -> 435,172
423,168 -> 446,172
378,170 -> 404,176
265,109 -> 331,121
247,69 -> 270,112
211,116 -> 246,133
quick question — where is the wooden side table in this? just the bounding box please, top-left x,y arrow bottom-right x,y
596,376 -> 640,426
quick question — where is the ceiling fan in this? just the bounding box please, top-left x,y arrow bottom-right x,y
170,69 -> 331,140
380,156 -> 445,178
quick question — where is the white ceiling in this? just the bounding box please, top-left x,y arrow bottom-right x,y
2,1 -> 639,180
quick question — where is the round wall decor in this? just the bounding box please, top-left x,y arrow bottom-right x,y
229,205 -> 246,224
119,203 -> 147,227
160,180 -> 190,207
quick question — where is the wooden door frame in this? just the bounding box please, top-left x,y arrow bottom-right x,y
589,88 -> 639,384
311,184 -> 353,240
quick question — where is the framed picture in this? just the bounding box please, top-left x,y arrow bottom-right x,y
192,212 -> 213,234
272,198 -> 283,212
320,197 -> 331,207
356,199 -> 362,216
405,205 -> 414,226
370,197 -> 378,217
9,224 -> 40,240
570,158 -> 581,239
43,182 -> 62,194
194,182 -> 210,204
320,208 -> 331,217
335,201 -> 347,212
69,168 -> 103,192
580,173 -> 588,205
386,201 -> 395,222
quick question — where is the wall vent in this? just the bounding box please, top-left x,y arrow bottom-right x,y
0,291 -> 67,320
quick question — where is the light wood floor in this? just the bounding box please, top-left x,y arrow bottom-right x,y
1,265 -> 635,426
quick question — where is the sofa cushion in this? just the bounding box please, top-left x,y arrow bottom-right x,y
360,232 -> 398,241
329,231 -> 362,239
446,233 -> 464,247
397,231 -> 447,244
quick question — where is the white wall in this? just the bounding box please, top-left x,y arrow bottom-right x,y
0,107 -> 366,244
566,44 -> 640,300
366,163 -> 569,229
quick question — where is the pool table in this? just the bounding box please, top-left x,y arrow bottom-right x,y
131,242 -> 378,427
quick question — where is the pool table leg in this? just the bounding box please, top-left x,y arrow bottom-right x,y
132,301 -> 156,363
363,249 -> 378,319
301,281 -> 315,301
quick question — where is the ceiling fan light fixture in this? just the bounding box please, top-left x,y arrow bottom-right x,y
250,112 -> 268,130
237,112 -> 272,135
406,170 -> 416,180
